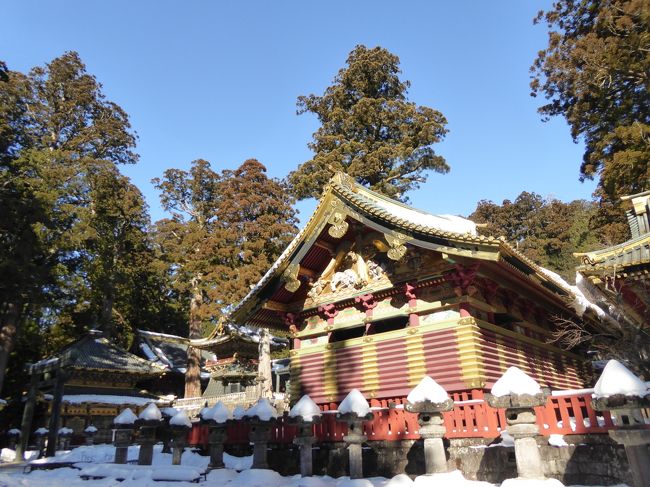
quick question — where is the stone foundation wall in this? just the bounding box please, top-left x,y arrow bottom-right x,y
251,434 -> 631,486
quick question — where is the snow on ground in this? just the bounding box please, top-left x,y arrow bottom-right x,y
547,435 -> 568,447
490,367 -> 542,397
0,444 -> 631,487
593,360 -> 648,398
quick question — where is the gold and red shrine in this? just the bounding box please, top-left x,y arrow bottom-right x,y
230,173 -> 600,405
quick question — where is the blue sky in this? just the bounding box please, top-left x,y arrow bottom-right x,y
3,1 -> 597,223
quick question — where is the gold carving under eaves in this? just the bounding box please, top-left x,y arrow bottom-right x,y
327,212 -> 349,238
282,263 -> 301,292
385,231 -> 411,261
306,234 -> 394,305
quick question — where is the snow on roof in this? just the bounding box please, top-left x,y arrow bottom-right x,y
406,376 -> 449,404
244,398 -> 278,421
593,360 -> 648,398
538,267 -> 612,322
114,408 -> 138,425
170,410 -> 192,428
8,428 -> 20,435
289,395 -> 322,422
34,427 -> 48,435
361,188 -> 477,236
138,403 -> 162,421
84,425 -> 98,433
338,389 -> 371,416
60,394 -> 163,406
58,427 -> 73,435
491,367 -> 542,397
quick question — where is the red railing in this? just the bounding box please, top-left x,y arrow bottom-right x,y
187,390 -> 626,446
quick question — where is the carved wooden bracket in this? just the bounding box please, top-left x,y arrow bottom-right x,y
354,293 -> 377,311
327,200 -> 349,238
479,278 -> 500,304
282,312 -> 300,334
384,231 -> 410,261
318,303 -> 339,320
404,282 -> 418,301
445,263 -> 480,293
282,264 -> 301,292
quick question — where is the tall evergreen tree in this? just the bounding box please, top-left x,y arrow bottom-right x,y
289,45 -> 449,201
531,0 -> 649,243
154,159 -> 297,397
470,193 -> 601,281
0,52 -> 139,393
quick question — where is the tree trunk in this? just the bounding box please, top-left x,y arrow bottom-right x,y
184,279 -> 202,398
100,288 -> 114,339
258,328 -> 272,399
0,302 -> 21,395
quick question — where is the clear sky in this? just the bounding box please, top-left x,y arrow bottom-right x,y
3,0 -> 597,223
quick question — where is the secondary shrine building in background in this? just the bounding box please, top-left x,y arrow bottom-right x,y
230,173 -> 604,406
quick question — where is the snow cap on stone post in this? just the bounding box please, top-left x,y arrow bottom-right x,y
170,410 -> 192,428
593,360 -> 648,398
233,405 -> 246,420
338,389 -> 372,417
114,408 -> 138,426
289,394 -> 322,422
138,403 -> 162,421
491,366 -> 542,397
202,401 -> 231,424
407,376 -> 449,405
244,398 -> 278,421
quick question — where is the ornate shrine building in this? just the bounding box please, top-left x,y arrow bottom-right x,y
230,173 -> 604,406
576,190 -> 650,326
25,330 -> 168,445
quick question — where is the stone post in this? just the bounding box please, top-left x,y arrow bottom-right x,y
136,403 -> 162,466
206,422 -> 228,469
160,408 -> 177,454
201,401 -> 232,469
405,398 -> 454,474
84,426 -> 97,446
249,418 -> 274,469
57,427 -> 73,450
170,424 -> 191,465
136,422 -> 158,465
289,417 -> 321,477
593,395 -> 650,487
336,412 -> 373,479
7,429 -> 20,451
113,427 -> 133,464
33,429 -> 48,459
485,391 -> 548,480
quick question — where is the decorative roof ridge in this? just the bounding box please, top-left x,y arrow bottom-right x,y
330,176 -> 484,240
574,233 -> 650,265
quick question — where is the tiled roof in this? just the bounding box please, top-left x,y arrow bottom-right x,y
35,332 -> 166,375
576,234 -> 650,276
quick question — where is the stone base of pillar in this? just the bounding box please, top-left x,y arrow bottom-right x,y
344,433 -> 367,480
114,446 -> 128,464
513,436 -> 544,479
609,429 -> 650,487
294,435 -> 316,477
422,436 -> 447,474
